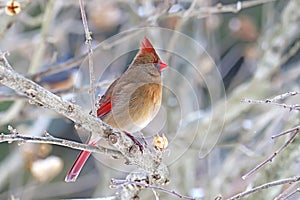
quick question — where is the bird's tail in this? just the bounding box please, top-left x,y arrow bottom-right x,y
65,140 -> 97,182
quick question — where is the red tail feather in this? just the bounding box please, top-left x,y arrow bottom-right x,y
65,150 -> 92,182
65,140 -> 98,182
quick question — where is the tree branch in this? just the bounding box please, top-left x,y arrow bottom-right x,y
241,91 -> 300,111
79,0 -> 96,115
164,0 -> 278,19
226,176 -> 300,200
0,131 -> 122,159
280,187 -> 300,200
111,179 -> 196,200
242,130 -> 299,180
0,58 -> 168,199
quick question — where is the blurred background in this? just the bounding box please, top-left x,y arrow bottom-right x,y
0,0 -> 299,199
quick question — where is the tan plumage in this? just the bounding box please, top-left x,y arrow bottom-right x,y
101,63 -> 162,132
65,37 -> 167,182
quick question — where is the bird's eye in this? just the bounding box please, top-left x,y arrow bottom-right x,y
154,63 -> 160,68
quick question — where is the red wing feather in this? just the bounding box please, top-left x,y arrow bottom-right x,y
96,78 -> 120,118
97,99 -> 112,117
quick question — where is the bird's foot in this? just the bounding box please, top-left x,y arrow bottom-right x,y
123,132 -> 144,152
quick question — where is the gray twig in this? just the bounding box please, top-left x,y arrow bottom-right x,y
167,0 -> 278,18
112,179 -> 195,200
241,91 -> 300,111
242,130 -> 299,180
79,0 -> 96,115
272,125 -> 300,139
0,131 -> 122,158
227,176 -> 300,200
280,187 -> 300,200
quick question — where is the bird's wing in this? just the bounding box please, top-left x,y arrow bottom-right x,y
97,77 -> 120,117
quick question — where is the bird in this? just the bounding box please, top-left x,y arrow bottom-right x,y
65,37 -> 168,182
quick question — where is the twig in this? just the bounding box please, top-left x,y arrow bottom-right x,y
241,91 -> 300,111
272,125 -> 300,139
280,187 -> 300,200
98,0 -> 279,51
242,131 -> 299,180
0,50 -> 13,70
170,0 -> 277,18
266,92 -> 299,103
111,179 -> 196,200
241,99 -> 300,111
30,53 -> 86,81
0,131 -> 122,159
226,176 -> 300,200
274,181 -> 300,200
79,0 -> 96,115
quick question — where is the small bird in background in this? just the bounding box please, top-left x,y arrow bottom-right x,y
65,37 -> 168,182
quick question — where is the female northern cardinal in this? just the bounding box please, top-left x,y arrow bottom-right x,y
65,37 -> 168,182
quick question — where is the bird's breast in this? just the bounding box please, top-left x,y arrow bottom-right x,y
102,82 -> 162,133
129,83 -> 162,129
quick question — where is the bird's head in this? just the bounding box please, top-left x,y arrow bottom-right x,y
133,37 -> 168,72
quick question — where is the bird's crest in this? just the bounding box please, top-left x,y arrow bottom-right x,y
141,37 -> 156,54
135,37 -> 167,71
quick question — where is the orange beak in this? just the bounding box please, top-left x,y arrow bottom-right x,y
159,62 -> 168,71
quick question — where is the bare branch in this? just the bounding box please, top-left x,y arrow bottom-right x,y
266,91 -> 299,103
79,0 -> 96,115
272,125 -> 300,139
0,50 -> 13,70
112,179 -> 195,200
280,187 -> 300,200
170,0 -> 278,18
0,131 -> 122,159
226,176 -> 300,200
242,130 -> 299,180
241,91 -> 300,111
